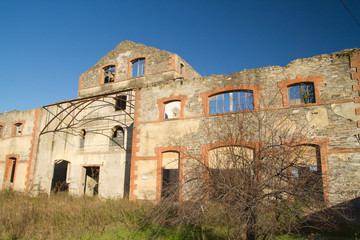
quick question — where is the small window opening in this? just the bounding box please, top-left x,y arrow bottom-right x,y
111,126 -> 124,147
180,63 -> 184,74
9,157 -> 16,183
132,58 -> 145,78
103,65 -> 115,83
288,83 -> 315,105
84,166 -> 99,196
79,129 -> 86,148
0,125 -> 3,138
115,95 -> 127,111
161,152 -> 180,199
14,123 -> 22,136
164,101 -> 181,119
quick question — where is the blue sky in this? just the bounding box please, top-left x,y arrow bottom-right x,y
0,0 -> 359,112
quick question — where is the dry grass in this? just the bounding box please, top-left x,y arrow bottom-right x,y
0,190 -> 153,240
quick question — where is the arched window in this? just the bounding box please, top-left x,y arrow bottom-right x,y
209,90 -> 254,114
79,129 -> 86,148
103,65 -> 115,83
161,151 -> 180,199
14,123 -> 22,136
132,58 -> 145,78
110,126 -> 124,147
288,83 -> 315,105
164,101 -> 181,119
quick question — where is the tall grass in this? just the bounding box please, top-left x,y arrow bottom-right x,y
0,190 -> 152,240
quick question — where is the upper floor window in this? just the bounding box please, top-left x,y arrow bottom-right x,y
132,58 -> 145,78
164,101 -> 181,119
288,83 -> 315,105
209,90 -> 254,115
0,125 -> 3,138
79,129 -> 86,148
110,126 -> 124,147
180,63 -> 184,74
103,65 -> 115,83
14,123 -> 22,136
115,95 -> 127,111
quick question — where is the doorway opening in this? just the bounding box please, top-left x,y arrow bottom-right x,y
51,160 -> 70,192
84,166 -> 99,196
161,152 -> 180,199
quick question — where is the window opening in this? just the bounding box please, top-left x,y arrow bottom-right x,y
14,123 -> 22,136
208,146 -> 254,200
164,101 -> 181,119
288,83 -> 315,105
103,65 -> 115,83
292,145 -> 323,201
84,166 -> 99,196
9,158 -> 16,183
111,126 -> 124,147
161,152 -> 180,199
115,95 -> 127,111
51,160 -> 70,193
132,58 -> 145,78
209,91 -> 254,115
0,125 -> 3,138
79,129 -> 86,148
180,63 -> 184,74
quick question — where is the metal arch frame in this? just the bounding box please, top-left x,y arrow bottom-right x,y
40,90 -> 135,135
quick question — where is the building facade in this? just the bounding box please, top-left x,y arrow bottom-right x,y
0,41 -> 359,204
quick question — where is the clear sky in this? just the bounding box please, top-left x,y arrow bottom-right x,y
0,0 -> 359,113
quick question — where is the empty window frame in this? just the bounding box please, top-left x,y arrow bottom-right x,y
103,65 -> 115,83
164,101 -> 181,119
9,157 -> 16,183
14,123 -> 22,136
115,95 -> 127,111
291,144 -> 323,201
209,90 -> 254,114
110,126 -> 124,147
161,151 -> 180,199
288,83 -> 315,105
180,63 -> 184,74
0,125 -> 3,138
79,129 -> 86,148
132,58 -> 145,78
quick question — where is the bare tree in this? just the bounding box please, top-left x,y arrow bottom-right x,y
146,95 -> 338,240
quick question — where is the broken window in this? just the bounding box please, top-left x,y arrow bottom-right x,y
84,166 -> 99,196
115,95 -> 127,111
51,160 -> 70,193
0,125 -> 3,138
103,65 -> 115,83
132,58 -> 145,78
164,101 -> 181,119
288,83 -> 315,105
209,90 -> 254,115
79,129 -> 86,148
110,126 -> 124,147
162,151 -> 180,199
14,123 -> 22,136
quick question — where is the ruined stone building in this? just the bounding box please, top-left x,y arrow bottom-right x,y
0,41 -> 359,204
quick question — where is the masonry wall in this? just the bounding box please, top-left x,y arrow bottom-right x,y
0,108 -> 39,192
130,49 -> 360,204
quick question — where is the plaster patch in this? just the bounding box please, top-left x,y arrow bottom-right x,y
331,102 -> 359,122
306,107 -> 329,129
